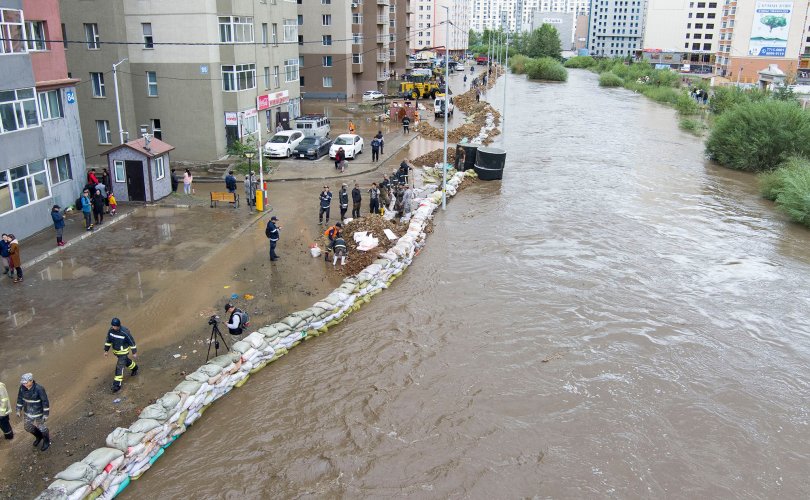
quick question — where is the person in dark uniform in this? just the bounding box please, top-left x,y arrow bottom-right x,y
319,185 -> 332,225
338,183 -> 349,221
265,216 -> 280,261
104,318 -> 138,393
351,183 -> 362,218
16,373 -> 50,451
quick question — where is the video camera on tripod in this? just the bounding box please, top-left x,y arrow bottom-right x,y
205,314 -> 229,361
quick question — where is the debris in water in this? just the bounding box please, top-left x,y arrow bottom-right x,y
112,399 -> 121,404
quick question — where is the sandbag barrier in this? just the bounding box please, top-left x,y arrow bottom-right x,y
37,169 -> 476,500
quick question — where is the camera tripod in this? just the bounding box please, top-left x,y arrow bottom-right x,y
205,321 -> 230,362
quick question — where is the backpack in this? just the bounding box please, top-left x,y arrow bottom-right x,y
236,309 -> 250,329
76,196 -> 84,211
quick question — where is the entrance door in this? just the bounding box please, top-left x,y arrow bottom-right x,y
225,125 -> 239,148
276,111 -> 290,130
125,160 -> 146,201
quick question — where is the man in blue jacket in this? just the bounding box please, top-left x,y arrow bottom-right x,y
0,233 -> 11,277
51,205 -> 66,247
80,188 -> 93,230
225,170 -> 238,208
265,216 -> 280,261
319,185 -> 332,225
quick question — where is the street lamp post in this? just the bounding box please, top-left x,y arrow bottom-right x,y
112,58 -> 128,144
503,30 -> 509,136
442,5 -> 449,210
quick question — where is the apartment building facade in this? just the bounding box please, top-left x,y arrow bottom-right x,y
298,0 -> 407,100
643,0 -> 722,73
472,0 -> 588,32
715,0 -> 809,83
1,0 -> 87,239
587,0 -> 647,57
60,0 -> 301,166
411,0 -> 471,55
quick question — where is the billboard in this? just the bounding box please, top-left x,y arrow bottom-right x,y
748,1 -> 793,57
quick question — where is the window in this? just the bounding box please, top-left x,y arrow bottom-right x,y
48,155 -> 72,185
84,23 -> 100,49
142,23 -> 153,48
0,160 -> 50,214
154,156 -> 165,180
146,71 -> 158,96
273,66 -> 279,88
352,13 -> 363,24
114,160 -> 125,183
322,0 -> 331,3
261,23 -> 268,45
353,33 -> 362,44
323,76 -> 333,88
151,118 -> 162,140
26,21 -> 47,51
0,88 -> 39,134
271,23 -> 278,45
322,15 -> 332,26
222,64 -> 256,91
283,19 -> 297,42
264,66 -> 270,88
96,120 -> 111,144
284,59 -> 299,82
38,90 -> 63,120
322,35 -> 332,45
352,53 -> 362,64
91,72 -> 106,97
298,15 -> 304,25
219,16 -> 254,43
1,9 -> 26,54
61,23 -> 68,49
322,55 -> 332,67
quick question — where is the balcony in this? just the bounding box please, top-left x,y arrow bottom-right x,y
377,53 -> 390,62
377,15 -> 387,24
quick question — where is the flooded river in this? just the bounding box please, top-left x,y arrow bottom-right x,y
129,70 -> 810,498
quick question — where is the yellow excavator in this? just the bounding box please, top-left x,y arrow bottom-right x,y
399,81 -> 440,100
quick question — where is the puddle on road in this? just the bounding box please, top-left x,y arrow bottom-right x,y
38,258 -> 96,281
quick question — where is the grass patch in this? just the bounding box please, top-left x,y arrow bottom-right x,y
526,57 -> 568,82
641,86 -> 681,106
679,117 -> 707,135
564,56 -> 596,69
509,54 -> 531,75
774,162 -> 810,226
706,100 -> 810,173
675,92 -> 700,115
599,72 -> 624,87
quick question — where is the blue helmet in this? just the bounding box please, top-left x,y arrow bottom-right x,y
111,317 -> 121,327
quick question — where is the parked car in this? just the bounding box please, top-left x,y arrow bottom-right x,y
329,134 -> 364,159
294,136 -> 332,160
263,130 -> 304,158
362,90 -> 385,101
293,115 -> 331,138
456,64 -> 465,72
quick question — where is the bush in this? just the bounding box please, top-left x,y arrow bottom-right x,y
564,56 -> 596,69
709,86 -> 751,115
774,165 -> 810,226
679,117 -> 707,135
675,92 -> 700,115
599,72 -> 624,87
525,57 -> 568,82
758,156 -> 807,200
641,86 -> 681,106
509,54 -> 531,75
706,100 -> 810,172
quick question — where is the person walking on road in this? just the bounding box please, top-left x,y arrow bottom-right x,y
0,380 -> 13,440
265,216 -> 280,261
1,233 -> 13,278
7,234 -> 21,283
16,373 -> 49,451
80,188 -> 93,231
183,169 -> 193,195
51,205 -> 66,247
339,183 -> 349,221
170,169 -> 179,193
375,131 -> 385,155
402,115 -> 411,134
348,120 -> 356,134
351,182 -> 362,218
319,185 -> 333,225
225,170 -> 238,208
368,183 -> 380,215
104,318 -> 138,393
370,136 -> 381,162
92,189 -> 105,226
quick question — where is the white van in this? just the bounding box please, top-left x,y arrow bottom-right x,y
433,93 -> 455,118
292,115 -> 331,138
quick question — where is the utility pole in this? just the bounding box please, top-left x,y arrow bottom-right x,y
503,30 -> 509,136
112,58 -> 128,144
441,6 -> 449,210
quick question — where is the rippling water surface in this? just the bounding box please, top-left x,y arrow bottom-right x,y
130,70 -> 810,498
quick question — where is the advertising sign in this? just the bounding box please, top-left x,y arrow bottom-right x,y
224,112 -> 238,126
748,1 -> 793,57
257,90 -> 290,111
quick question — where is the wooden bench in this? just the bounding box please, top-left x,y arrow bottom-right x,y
210,192 -> 239,208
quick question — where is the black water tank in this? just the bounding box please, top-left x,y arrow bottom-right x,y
454,143 -> 480,171
474,146 -> 506,181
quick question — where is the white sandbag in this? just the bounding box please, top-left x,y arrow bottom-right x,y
81,447 -> 124,471
157,392 -> 181,411
197,364 -> 223,377
243,331 -> 264,348
106,428 -> 145,452
258,325 -> 279,337
272,321 -> 291,333
230,340 -> 252,354
207,352 -> 240,367
184,370 -> 210,383
129,418 -> 161,434
310,246 -> 321,257
139,404 -> 169,422
280,315 -> 303,328
174,380 -> 203,395
54,462 -> 98,484
45,479 -> 88,495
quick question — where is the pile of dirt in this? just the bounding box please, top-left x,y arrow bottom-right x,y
338,214 -> 404,276
413,147 -> 456,168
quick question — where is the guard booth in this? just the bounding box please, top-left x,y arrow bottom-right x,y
104,137 -> 175,202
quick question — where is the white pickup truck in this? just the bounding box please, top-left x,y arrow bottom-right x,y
433,93 -> 455,118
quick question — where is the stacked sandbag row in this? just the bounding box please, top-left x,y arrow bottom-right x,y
38,170 -> 474,500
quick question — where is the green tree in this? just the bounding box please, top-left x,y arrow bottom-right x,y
469,29 -> 481,46
526,25 -> 562,60
773,83 -> 797,103
761,15 -> 787,32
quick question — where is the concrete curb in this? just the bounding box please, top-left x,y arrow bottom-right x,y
22,210 -> 136,269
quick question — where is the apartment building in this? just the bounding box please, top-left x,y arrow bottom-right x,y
587,0 -> 647,57
531,11 -> 576,50
715,0 -> 809,83
472,0 -> 588,32
1,0 -> 87,239
60,0 -> 301,166
643,0 -> 722,73
298,0 -> 408,100
411,0 -> 471,56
